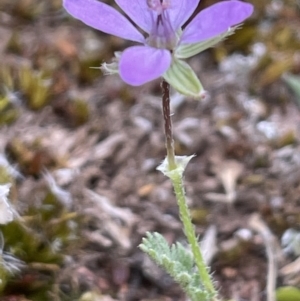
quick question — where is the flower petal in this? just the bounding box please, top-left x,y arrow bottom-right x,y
167,0 -> 200,30
63,0 -> 145,43
119,46 -> 171,86
115,0 -> 153,33
180,1 -> 254,44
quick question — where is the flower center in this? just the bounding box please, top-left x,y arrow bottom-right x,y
147,0 -> 177,50
147,0 -> 170,14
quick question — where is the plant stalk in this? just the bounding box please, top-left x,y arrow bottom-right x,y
161,80 -> 176,171
161,79 -> 217,300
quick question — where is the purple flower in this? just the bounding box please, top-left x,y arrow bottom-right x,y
63,0 -> 253,96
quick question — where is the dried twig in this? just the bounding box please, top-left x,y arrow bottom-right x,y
249,214 -> 278,301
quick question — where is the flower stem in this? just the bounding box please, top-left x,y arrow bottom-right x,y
171,172 -> 216,299
161,79 -> 217,300
161,80 -> 176,171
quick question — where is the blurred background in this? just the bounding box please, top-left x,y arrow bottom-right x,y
0,0 -> 300,300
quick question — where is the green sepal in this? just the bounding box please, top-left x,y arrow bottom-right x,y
175,28 -> 234,59
99,51 -> 121,75
99,61 -> 119,75
163,59 -> 205,98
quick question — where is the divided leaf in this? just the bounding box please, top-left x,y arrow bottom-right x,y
140,232 -> 210,301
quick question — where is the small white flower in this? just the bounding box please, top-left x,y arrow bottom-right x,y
0,184 -> 14,225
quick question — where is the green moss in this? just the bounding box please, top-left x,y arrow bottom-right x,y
68,98 -> 90,126
18,65 -> 52,110
0,191 -> 82,298
276,286 -> 300,301
5,32 -> 23,55
6,138 -> 56,176
0,96 -> 19,126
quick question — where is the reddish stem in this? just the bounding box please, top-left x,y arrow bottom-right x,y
161,80 -> 176,170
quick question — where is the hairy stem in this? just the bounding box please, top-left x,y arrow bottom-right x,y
161,79 -> 217,300
171,172 -> 216,299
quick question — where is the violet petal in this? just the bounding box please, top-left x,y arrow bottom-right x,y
115,0 -> 153,33
180,1 -> 254,44
168,0 -> 200,30
63,0 -> 145,43
119,46 -> 171,86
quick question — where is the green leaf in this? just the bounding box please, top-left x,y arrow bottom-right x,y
163,59 -> 205,98
139,232 -> 210,301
